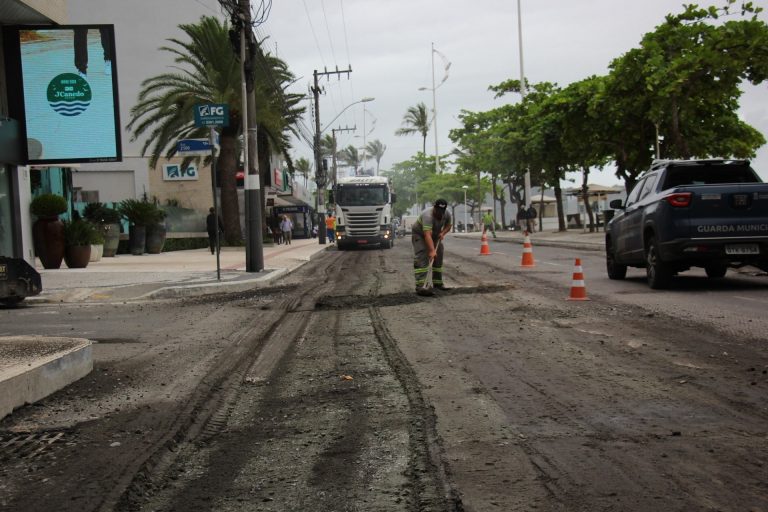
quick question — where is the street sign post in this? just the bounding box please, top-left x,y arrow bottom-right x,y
176,138 -> 218,155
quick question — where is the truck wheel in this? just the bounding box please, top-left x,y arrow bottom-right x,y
705,263 -> 728,278
0,297 -> 25,308
646,237 -> 672,289
605,241 -> 627,280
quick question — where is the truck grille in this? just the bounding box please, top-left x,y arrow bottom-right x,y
345,211 -> 380,236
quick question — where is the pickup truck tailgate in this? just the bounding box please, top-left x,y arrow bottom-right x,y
684,184 -> 768,238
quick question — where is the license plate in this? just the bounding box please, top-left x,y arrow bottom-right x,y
725,244 -> 759,255
357,240 -> 368,244
0,263 -> 6,280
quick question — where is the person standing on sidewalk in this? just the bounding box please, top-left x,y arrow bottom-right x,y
482,209 -> 496,239
206,207 -> 223,255
280,215 -> 294,245
325,213 -> 336,244
412,198 -> 452,296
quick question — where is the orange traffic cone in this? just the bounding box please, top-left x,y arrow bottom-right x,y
520,231 -> 535,267
567,258 -> 590,301
479,231 -> 491,255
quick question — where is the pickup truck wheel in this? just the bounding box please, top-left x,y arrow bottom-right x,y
704,263 -> 728,278
646,238 -> 672,289
606,245 -> 627,280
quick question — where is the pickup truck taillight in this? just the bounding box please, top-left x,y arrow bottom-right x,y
665,192 -> 692,207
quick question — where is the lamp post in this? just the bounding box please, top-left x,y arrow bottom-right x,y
419,42 -> 450,174
462,185 -> 469,233
516,0 -> 532,212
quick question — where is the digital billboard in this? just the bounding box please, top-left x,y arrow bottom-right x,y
3,25 -> 122,164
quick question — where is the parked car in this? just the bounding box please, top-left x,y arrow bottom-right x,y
605,159 -> 768,289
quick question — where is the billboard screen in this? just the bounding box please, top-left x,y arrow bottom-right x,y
3,25 -> 122,164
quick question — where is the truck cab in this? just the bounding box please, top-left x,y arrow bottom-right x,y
331,176 -> 396,249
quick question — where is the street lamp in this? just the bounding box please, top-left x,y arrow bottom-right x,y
323,97 -> 374,134
462,185 -> 469,232
419,42 -> 451,174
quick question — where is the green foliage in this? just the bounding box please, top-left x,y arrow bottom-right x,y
118,199 -> 165,226
383,153 -> 437,217
83,202 -> 121,224
64,219 -> 100,246
30,193 -> 67,217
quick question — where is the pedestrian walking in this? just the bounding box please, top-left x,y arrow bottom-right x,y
280,215 -> 293,245
412,198 -> 452,296
482,209 -> 496,238
271,214 -> 282,244
325,213 -> 336,244
206,207 -> 223,255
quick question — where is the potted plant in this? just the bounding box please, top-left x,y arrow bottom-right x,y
145,206 -> 168,254
89,228 -> 105,262
30,193 -> 68,269
118,199 -> 157,255
63,219 -> 99,268
84,202 -> 122,257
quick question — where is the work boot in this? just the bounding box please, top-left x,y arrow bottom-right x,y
416,287 -> 434,297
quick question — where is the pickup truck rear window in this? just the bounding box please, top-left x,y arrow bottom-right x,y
662,163 -> 761,189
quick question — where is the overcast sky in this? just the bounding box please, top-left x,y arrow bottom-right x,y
70,0 -> 768,185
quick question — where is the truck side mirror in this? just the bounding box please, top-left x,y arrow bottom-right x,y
328,191 -> 335,204
609,199 -> 624,209
391,193 -> 396,203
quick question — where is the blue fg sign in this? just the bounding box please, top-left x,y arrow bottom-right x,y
194,103 -> 229,127
163,164 -> 198,181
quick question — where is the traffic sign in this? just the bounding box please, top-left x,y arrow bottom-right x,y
177,138 -> 217,155
194,103 -> 229,127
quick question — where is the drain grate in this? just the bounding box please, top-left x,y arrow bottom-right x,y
0,431 -> 66,461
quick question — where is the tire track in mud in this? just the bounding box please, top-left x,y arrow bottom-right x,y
112,254 -> 346,511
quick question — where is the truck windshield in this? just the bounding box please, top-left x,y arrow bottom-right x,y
337,185 -> 388,206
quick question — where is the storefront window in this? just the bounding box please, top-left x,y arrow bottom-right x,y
0,165 -> 13,256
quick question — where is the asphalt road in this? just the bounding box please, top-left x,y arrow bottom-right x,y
1,236 -> 766,511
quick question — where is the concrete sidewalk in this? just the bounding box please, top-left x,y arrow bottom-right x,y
30,237 -> 330,303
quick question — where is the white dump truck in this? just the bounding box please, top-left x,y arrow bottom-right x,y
330,176 -> 396,249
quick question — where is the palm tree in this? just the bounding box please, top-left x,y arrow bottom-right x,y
127,16 -> 304,244
338,145 -> 361,174
395,102 -> 430,154
294,157 -> 312,186
365,139 -> 387,174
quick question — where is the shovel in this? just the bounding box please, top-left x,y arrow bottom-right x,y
423,239 -> 441,290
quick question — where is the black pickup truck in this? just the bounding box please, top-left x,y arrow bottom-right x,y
605,159 -> 768,289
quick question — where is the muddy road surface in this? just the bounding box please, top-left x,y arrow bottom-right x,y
1,237 -> 766,512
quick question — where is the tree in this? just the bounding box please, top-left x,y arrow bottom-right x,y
294,157 -> 312,186
127,16 -> 243,243
128,16 -> 304,244
395,102 -> 430,154
365,139 -> 387,174
382,153 -> 436,217
337,145 -> 361,174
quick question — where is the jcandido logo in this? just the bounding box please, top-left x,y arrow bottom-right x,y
47,73 -> 91,117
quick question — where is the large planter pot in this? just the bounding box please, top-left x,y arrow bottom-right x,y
129,225 -> 146,255
89,244 -> 103,262
146,223 -> 167,254
101,223 -> 121,257
64,245 -> 91,269
32,216 -> 65,269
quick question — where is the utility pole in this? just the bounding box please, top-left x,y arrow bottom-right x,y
331,126 -> 355,188
517,0 -> 532,215
431,42 -> 439,174
312,66 -> 352,245
240,0 -> 263,271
